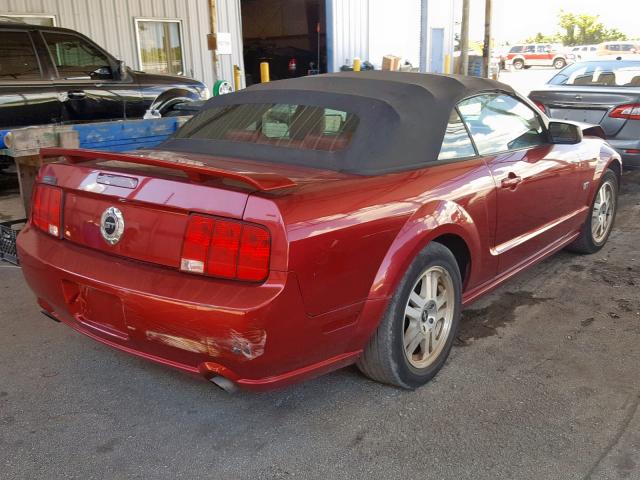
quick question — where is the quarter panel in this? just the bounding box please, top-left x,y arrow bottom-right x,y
278,157 -> 497,317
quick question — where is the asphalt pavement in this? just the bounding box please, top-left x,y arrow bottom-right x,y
499,66 -> 558,96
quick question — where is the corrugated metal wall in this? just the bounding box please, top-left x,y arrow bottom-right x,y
0,0 -> 219,88
215,0 -> 245,89
327,0 -> 369,72
327,0 -> 453,73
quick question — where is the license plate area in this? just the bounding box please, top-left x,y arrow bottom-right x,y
548,108 -> 606,124
62,281 -> 129,340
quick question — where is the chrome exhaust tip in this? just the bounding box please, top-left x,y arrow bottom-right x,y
209,375 -> 237,394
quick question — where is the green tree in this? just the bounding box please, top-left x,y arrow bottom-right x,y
604,28 -> 628,42
557,10 -> 628,46
526,32 -> 559,44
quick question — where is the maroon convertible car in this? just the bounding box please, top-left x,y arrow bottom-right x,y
18,72 -> 621,391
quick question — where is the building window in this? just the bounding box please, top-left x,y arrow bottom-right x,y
135,19 -> 185,76
3,14 -> 56,26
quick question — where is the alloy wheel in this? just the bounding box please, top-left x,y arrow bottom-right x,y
402,266 -> 455,369
592,180 -> 615,244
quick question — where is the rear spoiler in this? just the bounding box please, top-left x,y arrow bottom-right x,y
40,147 -> 297,192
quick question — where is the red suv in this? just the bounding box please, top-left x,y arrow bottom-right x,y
503,44 -> 571,70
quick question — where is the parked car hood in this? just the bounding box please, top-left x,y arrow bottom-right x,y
131,70 -> 205,87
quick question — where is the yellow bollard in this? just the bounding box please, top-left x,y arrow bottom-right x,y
233,65 -> 242,91
353,58 -> 361,72
260,62 -> 270,83
444,54 -> 451,74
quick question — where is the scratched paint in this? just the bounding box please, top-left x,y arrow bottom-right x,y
146,328 -> 267,360
207,328 -> 267,360
146,331 -> 209,354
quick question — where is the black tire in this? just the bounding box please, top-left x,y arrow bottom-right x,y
513,59 -> 525,70
554,58 -> 567,69
568,169 -> 618,254
357,242 -> 462,389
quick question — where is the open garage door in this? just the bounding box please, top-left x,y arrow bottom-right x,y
240,0 -> 326,85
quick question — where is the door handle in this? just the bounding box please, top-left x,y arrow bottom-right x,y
501,173 -> 522,189
67,90 -> 86,100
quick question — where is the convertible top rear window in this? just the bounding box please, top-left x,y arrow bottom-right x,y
175,103 -> 359,152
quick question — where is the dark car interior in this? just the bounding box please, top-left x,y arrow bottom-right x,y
181,103 -> 359,152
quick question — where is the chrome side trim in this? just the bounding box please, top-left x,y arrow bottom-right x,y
491,207 -> 588,256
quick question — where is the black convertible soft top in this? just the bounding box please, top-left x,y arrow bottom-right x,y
159,71 -> 515,175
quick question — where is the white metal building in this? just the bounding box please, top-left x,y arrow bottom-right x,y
1,0 -> 455,91
328,0 -> 456,74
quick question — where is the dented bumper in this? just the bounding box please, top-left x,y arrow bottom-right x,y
17,226 -> 362,390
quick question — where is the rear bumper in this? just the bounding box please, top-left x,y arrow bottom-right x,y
17,226 -> 364,390
608,139 -> 640,168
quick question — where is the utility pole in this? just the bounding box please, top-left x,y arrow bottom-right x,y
482,0 -> 493,78
208,0 -> 219,83
459,0 -> 470,75
419,0 -> 429,73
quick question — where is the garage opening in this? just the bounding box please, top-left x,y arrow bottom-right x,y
240,0 -> 327,86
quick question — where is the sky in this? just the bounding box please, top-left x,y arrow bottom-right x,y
457,0 -> 640,43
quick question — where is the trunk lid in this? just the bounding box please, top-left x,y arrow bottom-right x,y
37,148 -> 346,270
530,86 -> 640,137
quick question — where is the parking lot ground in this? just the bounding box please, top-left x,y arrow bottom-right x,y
1,170 -> 639,480
499,67 -> 558,96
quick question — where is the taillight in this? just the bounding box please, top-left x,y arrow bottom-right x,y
237,225 -> 271,281
609,103 -> 640,120
180,215 -> 271,282
31,184 -> 62,238
532,100 -> 547,115
180,215 -> 214,274
208,220 -> 241,278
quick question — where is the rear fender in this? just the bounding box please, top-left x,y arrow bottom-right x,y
352,200 -> 481,345
352,201 -> 482,349
368,199 -> 481,300
580,141 -> 622,208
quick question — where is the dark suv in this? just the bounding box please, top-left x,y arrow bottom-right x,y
0,20 -> 209,130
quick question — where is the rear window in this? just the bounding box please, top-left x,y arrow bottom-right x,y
549,61 -> 640,87
175,103 -> 359,152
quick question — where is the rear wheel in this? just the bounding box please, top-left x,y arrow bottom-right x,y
554,58 -> 567,69
568,169 -> 618,254
512,59 -> 525,70
357,242 -> 462,389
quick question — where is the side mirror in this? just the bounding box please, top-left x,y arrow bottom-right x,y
549,121 -> 583,145
90,66 -> 113,80
116,60 -> 128,80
